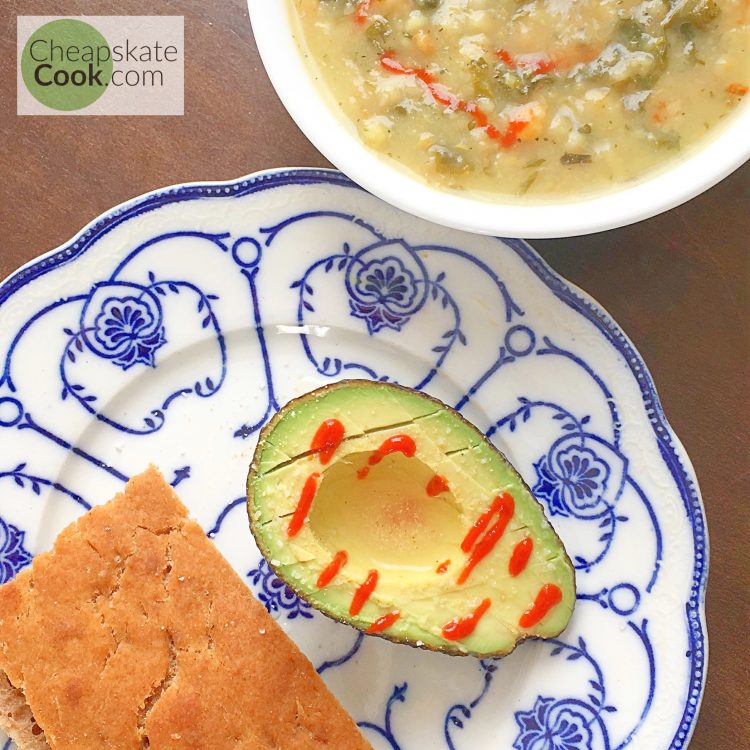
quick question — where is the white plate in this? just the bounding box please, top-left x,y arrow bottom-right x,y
0,169 -> 707,750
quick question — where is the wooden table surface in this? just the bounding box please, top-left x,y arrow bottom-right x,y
1,2 -> 748,747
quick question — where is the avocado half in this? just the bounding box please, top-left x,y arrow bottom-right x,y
247,380 -> 575,657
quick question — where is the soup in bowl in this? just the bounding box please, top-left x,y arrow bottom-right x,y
250,0 -> 750,236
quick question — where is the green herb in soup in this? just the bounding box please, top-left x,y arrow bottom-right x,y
291,0 -> 749,197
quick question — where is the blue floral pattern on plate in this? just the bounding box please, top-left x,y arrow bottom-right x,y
534,444 -> 610,518
514,696 -> 593,750
248,558 -> 313,620
348,255 -> 419,333
0,518 -> 32,584
90,293 -> 166,369
0,169 -> 707,750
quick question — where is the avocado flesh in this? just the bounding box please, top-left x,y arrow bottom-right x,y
309,452 -> 463,573
248,380 -> 575,657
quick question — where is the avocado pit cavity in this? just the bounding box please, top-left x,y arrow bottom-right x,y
309,449 -> 463,573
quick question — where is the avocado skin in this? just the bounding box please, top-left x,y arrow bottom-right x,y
247,379 -> 576,658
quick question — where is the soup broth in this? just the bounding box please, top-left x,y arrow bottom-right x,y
291,0 -> 748,197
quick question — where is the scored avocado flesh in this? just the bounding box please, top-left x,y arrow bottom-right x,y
247,380 -> 575,657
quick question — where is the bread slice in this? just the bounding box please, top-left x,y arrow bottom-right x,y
0,467 -> 372,750
0,673 -> 48,749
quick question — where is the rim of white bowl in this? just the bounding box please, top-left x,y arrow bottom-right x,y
248,0 -> 750,239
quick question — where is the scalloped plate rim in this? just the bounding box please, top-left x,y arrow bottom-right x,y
0,167 -> 709,750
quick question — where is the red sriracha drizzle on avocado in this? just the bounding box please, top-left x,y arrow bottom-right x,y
317,550 -> 348,589
288,419 -> 348,537
370,434 -> 417,462
287,473 -> 320,538
442,598 -> 492,641
350,570 -> 379,616
291,419 -> 564,640
457,494 -> 515,585
519,584 -> 563,628
357,434 -> 417,479
367,610 -> 401,634
509,537 -> 534,577
426,474 -> 450,497
460,493 -> 514,553
310,418 -> 345,465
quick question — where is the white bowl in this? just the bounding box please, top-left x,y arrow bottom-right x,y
248,0 -> 750,238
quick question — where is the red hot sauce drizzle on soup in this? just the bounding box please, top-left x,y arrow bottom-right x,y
292,0 -> 749,197
380,52 -> 530,148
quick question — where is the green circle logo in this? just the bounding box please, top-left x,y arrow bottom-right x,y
21,19 -> 112,111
